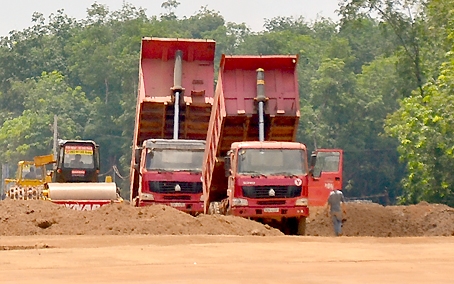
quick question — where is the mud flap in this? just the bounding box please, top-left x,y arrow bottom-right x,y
297,217 -> 307,236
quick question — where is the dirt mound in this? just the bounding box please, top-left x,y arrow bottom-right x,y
2,200 -> 454,237
307,202 -> 454,237
0,200 -> 282,236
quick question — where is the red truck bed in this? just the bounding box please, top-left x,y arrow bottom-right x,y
203,55 -> 300,206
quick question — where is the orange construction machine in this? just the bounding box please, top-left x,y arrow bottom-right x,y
202,55 -> 343,235
3,140 -> 121,210
130,37 -> 215,214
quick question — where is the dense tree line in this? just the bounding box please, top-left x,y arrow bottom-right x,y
0,0 -> 453,206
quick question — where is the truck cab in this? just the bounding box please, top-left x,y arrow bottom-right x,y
134,139 -> 205,213
221,141 -> 309,234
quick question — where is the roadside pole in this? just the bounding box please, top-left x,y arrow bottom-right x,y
53,115 -> 58,158
1,163 -> 9,200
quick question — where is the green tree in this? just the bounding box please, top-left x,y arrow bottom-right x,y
340,0 -> 426,95
0,71 -> 91,163
385,47 -> 454,206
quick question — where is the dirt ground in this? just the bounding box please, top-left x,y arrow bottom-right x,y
1,235 -> 453,283
1,199 -> 454,237
1,200 -> 454,283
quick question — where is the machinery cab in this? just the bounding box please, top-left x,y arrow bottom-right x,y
53,140 -> 100,183
18,161 -> 46,183
3,161 -> 46,199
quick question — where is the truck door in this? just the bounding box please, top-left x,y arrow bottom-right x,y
308,149 -> 343,206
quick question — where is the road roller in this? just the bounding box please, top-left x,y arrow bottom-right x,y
42,139 -> 122,210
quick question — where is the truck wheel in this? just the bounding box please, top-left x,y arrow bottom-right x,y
281,218 -> 297,235
208,202 -> 221,215
297,217 -> 307,236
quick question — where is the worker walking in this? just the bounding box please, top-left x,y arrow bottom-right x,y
326,187 -> 347,236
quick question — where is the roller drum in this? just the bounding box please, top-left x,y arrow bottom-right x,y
46,182 -> 117,201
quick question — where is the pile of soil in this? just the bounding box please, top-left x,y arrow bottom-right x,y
1,200 -> 454,237
306,201 -> 454,237
0,200 -> 281,236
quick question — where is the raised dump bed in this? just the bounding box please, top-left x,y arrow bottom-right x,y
135,37 -> 215,145
130,37 -> 216,209
204,55 -> 300,201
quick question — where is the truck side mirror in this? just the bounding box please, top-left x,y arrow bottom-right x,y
310,152 -> 317,168
133,163 -> 141,175
134,148 -> 142,165
224,156 -> 231,177
310,152 -> 322,178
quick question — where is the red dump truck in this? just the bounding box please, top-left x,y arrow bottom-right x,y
130,37 -> 215,214
202,54 -> 343,234
202,55 -> 309,234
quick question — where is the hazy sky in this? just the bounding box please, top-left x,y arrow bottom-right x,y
0,0 -> 340,36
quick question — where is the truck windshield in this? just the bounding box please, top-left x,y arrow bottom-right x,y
62,145 -> 95,169
146,149 -> 204,172
237,149 -> 306,175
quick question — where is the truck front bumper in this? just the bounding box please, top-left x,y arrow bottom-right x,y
139,200 -> 204,214
230,206 -> 309,219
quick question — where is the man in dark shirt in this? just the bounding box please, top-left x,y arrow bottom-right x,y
70,154 -> 84,168
24,167 -> 37,179
326,188 -> 347,236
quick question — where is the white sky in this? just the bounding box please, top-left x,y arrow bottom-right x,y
0,0 -> 340,36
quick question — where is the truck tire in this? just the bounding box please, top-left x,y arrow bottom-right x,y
208,202 -> 221,215
297,217 -> 307,236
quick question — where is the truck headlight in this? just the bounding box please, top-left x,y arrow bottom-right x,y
200,194 -> 204,201
295,198 -> 308,206
232,198 -> 248,206
141,193 -> 154,201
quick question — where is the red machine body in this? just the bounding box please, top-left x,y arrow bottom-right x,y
130,37 -> 215,213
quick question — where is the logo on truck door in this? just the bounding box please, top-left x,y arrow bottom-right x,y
325,182 -> 334,190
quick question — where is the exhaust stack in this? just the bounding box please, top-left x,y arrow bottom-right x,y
256,68 -> 266,142
172,50 -> 184,140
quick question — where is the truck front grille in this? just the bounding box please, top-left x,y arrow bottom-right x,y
148,181 -> 202,194
163,195 -> 191,200
242,185 -> 301,199
257,200 -> 286,205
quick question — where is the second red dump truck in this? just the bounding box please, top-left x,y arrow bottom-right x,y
202,55 -> 343,235
202,55 -> 309,234
130,37 -> 215,214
